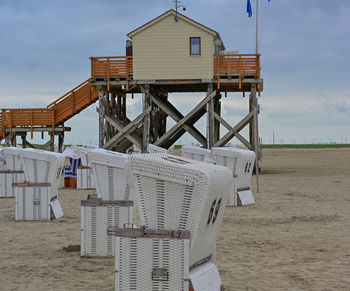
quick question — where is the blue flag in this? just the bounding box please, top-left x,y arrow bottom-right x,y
247,0 -> 252,17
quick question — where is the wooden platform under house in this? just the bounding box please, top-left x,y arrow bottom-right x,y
0,9 -> 262,162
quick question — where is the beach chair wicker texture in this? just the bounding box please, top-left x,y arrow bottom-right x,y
114,236 -> 189,290
88,148 -> 132,201
129,154 -> 233,267
81,200 -> 134,257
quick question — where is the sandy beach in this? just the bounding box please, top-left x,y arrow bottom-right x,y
1,148 -> 349,290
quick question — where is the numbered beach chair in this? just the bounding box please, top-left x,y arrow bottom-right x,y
109,154 -> 233,291
212,147 -> 256,206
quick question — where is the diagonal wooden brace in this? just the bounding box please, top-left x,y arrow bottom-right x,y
153,90 -> 217,147
213,110 -> 254,147
103,111 -> 142,150
102,107 -> 152,149
140,88 -> 207,147
213,112 -> 252,150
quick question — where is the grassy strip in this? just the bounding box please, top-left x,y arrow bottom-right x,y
262,144 -> 350,149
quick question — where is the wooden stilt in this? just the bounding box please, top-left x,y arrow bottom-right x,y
58,132 -> 64,153
98,89 -> 105,147
21,133 -> 27,149
49,133 -> 55,152
214,93 -> 221,144
207,84 -> 214,149
142,86 -> 150,153
12,134 -> 17,147
250,85 -> 260,192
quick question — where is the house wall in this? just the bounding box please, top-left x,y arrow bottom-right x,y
132,14 -> 215,80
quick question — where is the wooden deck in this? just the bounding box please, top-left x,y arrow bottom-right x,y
90,54 -> 262,93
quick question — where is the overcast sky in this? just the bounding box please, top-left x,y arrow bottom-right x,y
0,0 -> 349,145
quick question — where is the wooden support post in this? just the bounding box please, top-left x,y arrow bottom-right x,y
250,84 -> 260,192
21,133 -> 26,149
159,92 -> 168,137
98,89 -> 105,147
214,92 -> 221,144
122,95 -> 126,121
207,84 -> 215,149
12,133 -> 17,147
117,95 -> 122,119
142,86 -> 150,153
58,132 -> 64,153
249,90 -> 254,149
49,133 -> 55,152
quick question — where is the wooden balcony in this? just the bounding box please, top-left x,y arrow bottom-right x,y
213,54 -> 261,91
90,56 -> 133,90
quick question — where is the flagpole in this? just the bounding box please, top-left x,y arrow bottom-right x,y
256,0 -> 259,54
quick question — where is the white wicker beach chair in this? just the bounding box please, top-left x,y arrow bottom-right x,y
19,148 -> 65,199
88,148 -> 132,201
212,147 -> 256,206
181,145 -> 214,164
129,154 -> 233,267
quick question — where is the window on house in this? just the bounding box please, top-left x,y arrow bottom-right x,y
190,37 -> 201,56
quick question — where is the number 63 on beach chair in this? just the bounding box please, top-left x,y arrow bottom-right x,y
108,154 -> 233,291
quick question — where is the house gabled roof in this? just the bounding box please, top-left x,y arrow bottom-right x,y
127,9 -> 225,49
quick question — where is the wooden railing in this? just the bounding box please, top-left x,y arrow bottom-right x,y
90,56 -> 133,91
214,54 -> 261,91
0,79 -> 99,141
0,108 -> 55,139
47,79 -> 98,124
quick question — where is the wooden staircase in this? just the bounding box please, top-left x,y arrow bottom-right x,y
0,79 -> 99,141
